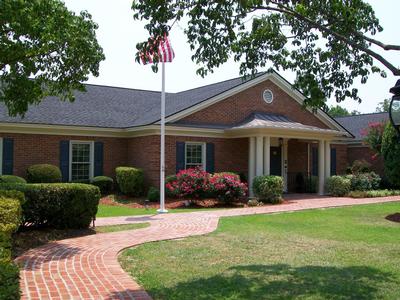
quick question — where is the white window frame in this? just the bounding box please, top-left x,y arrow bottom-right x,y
69,140 -> 94,182
184,142 -> 206,170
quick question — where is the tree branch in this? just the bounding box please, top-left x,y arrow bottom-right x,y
251,3 -> 400,76
354,32 -> 400,51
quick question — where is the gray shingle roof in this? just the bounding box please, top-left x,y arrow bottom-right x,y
0,74 -> 260,128
335,112 -> 389,141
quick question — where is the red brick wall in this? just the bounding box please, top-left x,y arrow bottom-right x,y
347,145 -> 384,175
0,133 -> 127,179
128,135 -> 248,187
288,140 -> 309,174
179,79 -> 329,129
333,144 -> 348,175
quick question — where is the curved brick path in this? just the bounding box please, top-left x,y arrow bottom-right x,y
17,195 -> 400,300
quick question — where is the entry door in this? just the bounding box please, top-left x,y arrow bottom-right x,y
270,146 -> 282,176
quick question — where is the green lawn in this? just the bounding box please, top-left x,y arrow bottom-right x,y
95,222 -> 149,233
96,204 -> 221,217
119,202 -> 400,300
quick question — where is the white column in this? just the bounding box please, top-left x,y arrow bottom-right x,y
248,137 -> 256,196
282,138 -> 289,192
263,136 -> 270,176
256,136 -> 264,176
324,140 -> 331,181
318,140 -> 325,195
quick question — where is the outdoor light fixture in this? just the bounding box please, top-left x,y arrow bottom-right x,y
389,79 -> 400,138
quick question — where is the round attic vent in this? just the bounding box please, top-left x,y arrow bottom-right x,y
263,89 -> 274,104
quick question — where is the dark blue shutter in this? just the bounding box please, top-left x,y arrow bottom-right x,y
330,148 -> 337,176
206,143 -> 215,174
312,147 -> 318,176
60,140 -> 70,182
94,141 -> 104,177
176,142 -> 185,173
2,138 -> 14,175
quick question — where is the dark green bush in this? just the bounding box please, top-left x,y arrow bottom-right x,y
91,176 -> 113,194
350,159 -> 371,174
0,262 -> 20,300
252,175 -> 283,204
165,175 -> 177,197
115,167 -> 144,196
326,176 -> 351,196
0,175 -> 26,184
0,196 -> 21,299
26,164 -> 62,183
0,183 -> 100,229
147,186 -> 160,202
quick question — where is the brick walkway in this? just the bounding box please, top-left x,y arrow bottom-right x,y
17,195 -> 400,300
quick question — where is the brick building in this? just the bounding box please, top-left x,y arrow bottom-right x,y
0,71 -> 385,194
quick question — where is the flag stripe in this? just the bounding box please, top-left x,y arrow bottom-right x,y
139,35 -> 174,64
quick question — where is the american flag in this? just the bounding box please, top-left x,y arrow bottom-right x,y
140,35 -> 175,64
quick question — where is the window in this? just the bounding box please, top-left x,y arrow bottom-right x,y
185,143 -> 206,169
70,141 -> 93,181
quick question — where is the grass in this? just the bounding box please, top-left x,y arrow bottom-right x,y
95,223 -> 149,233
96,204 -> 221,217
14,222 -> 148,257
119,202 -> 400,300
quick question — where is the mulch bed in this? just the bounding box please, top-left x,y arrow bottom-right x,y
100,194 -> 248,209
100,194 -> 291,209
385,213 -> 400,223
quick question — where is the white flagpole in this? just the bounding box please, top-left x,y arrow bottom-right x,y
158,60 -> 168,213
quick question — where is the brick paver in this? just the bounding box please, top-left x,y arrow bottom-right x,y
16,195 -> 400,299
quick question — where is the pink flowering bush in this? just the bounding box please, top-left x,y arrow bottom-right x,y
165,168 -> 247,202
209,173 -> 248,203
165,168 -> 210,199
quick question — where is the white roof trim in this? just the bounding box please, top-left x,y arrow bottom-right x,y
164,71 -> 352,137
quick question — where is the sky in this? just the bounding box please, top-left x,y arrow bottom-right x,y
63,0 -> 400,114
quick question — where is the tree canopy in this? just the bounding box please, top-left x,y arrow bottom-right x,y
133,0 -> 399,110
375,99 -> 390,112
326,105 -> 360,117
0,0 -> 105,116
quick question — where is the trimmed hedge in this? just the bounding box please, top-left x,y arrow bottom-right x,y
0,196 -> 21,299
91,176 -> 113,194
26,164 -> 62,183
147,187 -> 160,202
326,176 -> 351,196
253,175 -> 283,204
115,167 -> 144,196
0,183 -> 100,229
0,175 -> 26,184
348,189 -> 400,198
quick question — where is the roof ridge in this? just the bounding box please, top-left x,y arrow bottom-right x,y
83,82 -> 163,94
335,112 -> 388,119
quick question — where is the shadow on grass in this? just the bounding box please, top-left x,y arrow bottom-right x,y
147,264 -> 396,300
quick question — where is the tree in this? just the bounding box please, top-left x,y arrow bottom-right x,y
0,0 -> 105,116
327,105 -> 350,117
375,99 -> 390,112
133,1 -> 399,110
381,122 -> 400,188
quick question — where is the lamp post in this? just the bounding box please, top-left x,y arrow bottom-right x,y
389,79 -> 400,138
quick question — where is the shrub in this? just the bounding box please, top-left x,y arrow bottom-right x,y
26,164 -> 62,183
0,183 -> 100,229
350,172 -> 381,191
326,176 -> 351,196
209,173 -> 247,203
349,159 -> 371,175
247,198 -> 261,207
165,175 -> 178,197
165,168 -> 210,199
147,187 -> 160,202
115,167 -> 144,196
213,172 -> 240,180
305,176 -> 318,193
91,176 -> 113,194
252,176 -> 283,204
0,196 -> 21,299
0,175 -> 26,184
0,262 -> 20,299
348,189 -> 400,198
